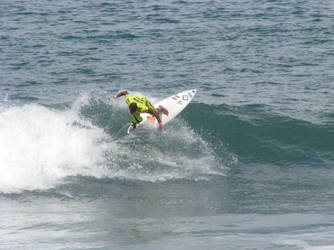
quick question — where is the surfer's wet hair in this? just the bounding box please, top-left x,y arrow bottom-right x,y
129,103 -> 137,114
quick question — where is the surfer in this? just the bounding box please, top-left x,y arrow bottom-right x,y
113,91 -> 169,132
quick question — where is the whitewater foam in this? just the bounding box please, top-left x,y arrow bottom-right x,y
0,103 -> 108,193
104,118 -> 226,182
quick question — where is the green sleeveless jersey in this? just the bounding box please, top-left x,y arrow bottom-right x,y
125,94 -> 156,124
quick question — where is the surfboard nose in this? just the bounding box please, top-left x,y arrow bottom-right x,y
190,89 -> 197,96
188,89 -> 197,99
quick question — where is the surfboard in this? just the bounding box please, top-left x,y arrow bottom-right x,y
127,89 -> 197,134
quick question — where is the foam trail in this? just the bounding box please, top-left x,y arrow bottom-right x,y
0,104 -> 108,193
106,120 -> 226,182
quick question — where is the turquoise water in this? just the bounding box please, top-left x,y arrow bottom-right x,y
1,0 -> 334,249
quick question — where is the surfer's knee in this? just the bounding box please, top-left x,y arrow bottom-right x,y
158,105 -> 169,116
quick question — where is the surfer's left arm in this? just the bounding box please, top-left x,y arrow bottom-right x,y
148,107 -> 163,131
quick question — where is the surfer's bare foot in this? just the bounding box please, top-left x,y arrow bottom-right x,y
158,105 -> 169,116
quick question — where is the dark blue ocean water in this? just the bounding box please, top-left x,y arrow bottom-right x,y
1,0 -> 334,249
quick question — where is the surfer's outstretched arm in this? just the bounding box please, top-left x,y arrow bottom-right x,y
148,107 -> 163,131
114,91 -> 129,98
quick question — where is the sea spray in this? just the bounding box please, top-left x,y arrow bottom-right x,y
0,104 -> 108,193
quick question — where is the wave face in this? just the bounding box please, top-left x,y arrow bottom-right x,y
184,103 -> 334,167
1,94 -> 333,194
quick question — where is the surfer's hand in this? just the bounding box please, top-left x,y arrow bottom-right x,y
158,122 -> 163,132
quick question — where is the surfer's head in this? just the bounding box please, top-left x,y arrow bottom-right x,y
129,102 -> 137,114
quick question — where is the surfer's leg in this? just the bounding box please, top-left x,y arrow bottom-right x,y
158,105 -> 169,116
146,99 -> 168,116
